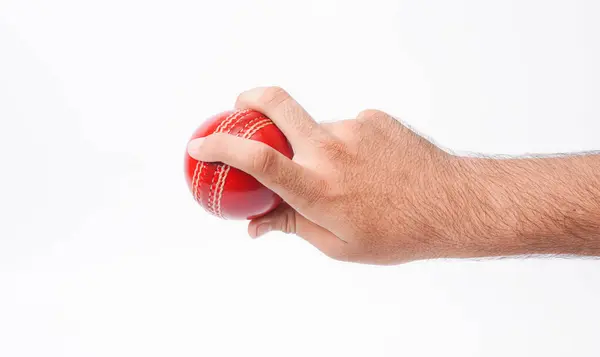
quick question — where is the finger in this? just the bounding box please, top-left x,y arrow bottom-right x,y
234,86 -> 324,148
247,202 -> 347,259
187,133 -> 326,212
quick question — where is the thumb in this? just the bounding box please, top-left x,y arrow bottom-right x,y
248,203 -> 348,259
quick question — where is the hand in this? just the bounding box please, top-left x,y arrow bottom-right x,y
187,86 -> 467,265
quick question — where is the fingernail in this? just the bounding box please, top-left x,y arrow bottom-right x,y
187,138 -> 205,157
255,223 -> 272,238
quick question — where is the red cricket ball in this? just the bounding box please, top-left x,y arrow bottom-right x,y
184,109 -> 294,220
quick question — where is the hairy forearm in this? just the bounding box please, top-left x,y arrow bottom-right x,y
446,153 -> 600,258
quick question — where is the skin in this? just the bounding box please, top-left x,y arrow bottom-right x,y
187,86 -> 600,265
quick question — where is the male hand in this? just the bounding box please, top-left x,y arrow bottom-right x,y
187,86 -> 466,264
187,86 -> 600,264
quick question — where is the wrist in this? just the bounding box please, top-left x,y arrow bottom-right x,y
442,155 -> 600,258
422,156 -> 508,258
449,157 -> 522,256
408,155 -> 504,259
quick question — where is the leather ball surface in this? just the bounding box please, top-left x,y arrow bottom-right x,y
184,109 -> 294,220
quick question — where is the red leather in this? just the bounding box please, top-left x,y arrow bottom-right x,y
184,109 -> 294,220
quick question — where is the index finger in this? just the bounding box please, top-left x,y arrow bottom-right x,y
234,86 -> 323,149
187,132 -> 327,214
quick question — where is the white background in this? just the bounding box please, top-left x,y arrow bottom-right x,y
1,0 -> 599,356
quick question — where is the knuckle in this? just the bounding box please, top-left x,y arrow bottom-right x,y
251,145 -> 277,174
275,208 -> 296,234
258,86 -> 291,108
283,211 -> 296,234
356,109 -> 404,139
356,109 -> 387,121
356,109 -> 398,131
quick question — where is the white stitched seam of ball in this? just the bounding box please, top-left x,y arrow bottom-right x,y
214,118 -> 273,218
192,110 -> 242,208
212,113 -> 267,218
207,110 -> 255,217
